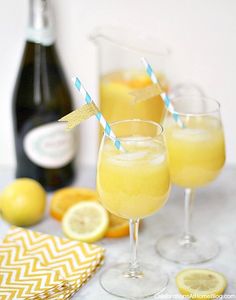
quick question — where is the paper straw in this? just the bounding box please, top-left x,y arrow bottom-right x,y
72,77 -> 125,152
141,57 -> 184,128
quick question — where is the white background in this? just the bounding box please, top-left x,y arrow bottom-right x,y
0,0 -> 235,167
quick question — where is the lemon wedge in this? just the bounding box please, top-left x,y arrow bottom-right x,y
176,269 -> 227,300
62,201 -> 109,243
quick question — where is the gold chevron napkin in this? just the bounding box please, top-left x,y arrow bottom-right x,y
0,227 -> 105,300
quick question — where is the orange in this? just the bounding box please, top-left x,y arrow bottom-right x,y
126,72 -> 168,91
105,214 -> 129,238
50,187 -> 98,221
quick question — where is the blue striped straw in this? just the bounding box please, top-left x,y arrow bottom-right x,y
141,57 -> 184,128
72,77 -> 125,152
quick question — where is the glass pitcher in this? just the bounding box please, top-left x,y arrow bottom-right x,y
90,27 -> 171,129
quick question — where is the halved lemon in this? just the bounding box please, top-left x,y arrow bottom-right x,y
62,201 -> 109,243
50,187 -> 98,221
176,269 -> 227,300
105,214 -> 129,238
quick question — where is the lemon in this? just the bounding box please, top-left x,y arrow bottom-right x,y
0,178 -> 46,226
62,201 -> 109,243
176,269 -> 227,300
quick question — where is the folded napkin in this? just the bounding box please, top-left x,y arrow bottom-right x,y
0,227 -> 105,299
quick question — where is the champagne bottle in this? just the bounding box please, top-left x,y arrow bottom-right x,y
12,0 -> 76,190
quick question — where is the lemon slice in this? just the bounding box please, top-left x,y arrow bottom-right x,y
62,201 -> 109,243
176,269 -> 227,300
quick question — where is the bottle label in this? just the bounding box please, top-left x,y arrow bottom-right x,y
23,122 -> 76,168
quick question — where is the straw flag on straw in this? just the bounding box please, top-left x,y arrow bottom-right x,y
129,84 -> 163,103
59,77 -> 125,152
59,102 -> 98,130
141,57 -> 185,128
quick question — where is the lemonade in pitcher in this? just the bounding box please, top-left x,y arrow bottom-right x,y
100,70 -> 168,127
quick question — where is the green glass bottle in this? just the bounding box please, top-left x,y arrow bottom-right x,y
12,0 -> 76,190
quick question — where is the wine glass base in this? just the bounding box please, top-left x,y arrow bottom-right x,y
100,263 -> 168,299
156,234 -> 220,264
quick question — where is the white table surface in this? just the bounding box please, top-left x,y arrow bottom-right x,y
0,165 -> 236,300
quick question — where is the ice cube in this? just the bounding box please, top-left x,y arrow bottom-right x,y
172,128 -> 211,141
122,136 -> 151,145
123,137 -> 160,149
116,151 -> 148,161
151,153 -> 166,164
207,118 -> 221,129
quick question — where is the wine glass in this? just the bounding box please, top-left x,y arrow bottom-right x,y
97,119 -> 170,299
156,96 -> 226,264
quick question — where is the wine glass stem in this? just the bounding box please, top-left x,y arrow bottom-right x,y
182,188 -> 196,244
125,219 -> 143,278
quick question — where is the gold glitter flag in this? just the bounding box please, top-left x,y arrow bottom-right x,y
129,83 -> 163,103
59,102 -> 98,130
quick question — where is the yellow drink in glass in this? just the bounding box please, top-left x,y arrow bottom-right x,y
97,137 -> 170,219
156,96 -> 226,264
100,71 -> 168,125
166,117 -> 225,188
97,120 -> 170,299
